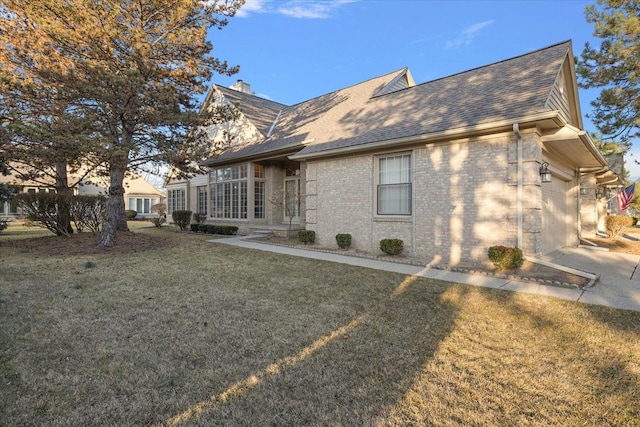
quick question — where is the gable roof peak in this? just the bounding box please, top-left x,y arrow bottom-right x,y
373,68 -> 416,97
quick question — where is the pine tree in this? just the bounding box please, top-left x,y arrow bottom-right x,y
577,0 -> 640,144
0,0 -> 243,246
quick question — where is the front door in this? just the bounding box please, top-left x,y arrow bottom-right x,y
284,177 -> 301,223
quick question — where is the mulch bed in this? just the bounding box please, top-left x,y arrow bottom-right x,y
0,230 -> 168,256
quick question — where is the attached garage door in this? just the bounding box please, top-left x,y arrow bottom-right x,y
541,177 -> 576,254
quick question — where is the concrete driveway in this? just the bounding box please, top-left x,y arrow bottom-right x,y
541,247 -> 640,312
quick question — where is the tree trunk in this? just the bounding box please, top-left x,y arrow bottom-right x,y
55,162 -> 74,235
97,159 -> 129,247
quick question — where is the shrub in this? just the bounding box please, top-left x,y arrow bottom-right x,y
172,210 -> 192,231
0,219 -> 7,234
151,216 -> 165,228
198,224 -> 209,233
217,226 -> 238,235
380,238 -> 403,255
190,223 -> 200,232
193,212 -> 207,224
605,215 -> 634,239
71,195 -> 105,233
125,209 -> 137,220
487,246 -> 524,270
335,233 -> 352,249
298,230 -> 316,244
15,192 -> 73,236
206,224 -> 218,234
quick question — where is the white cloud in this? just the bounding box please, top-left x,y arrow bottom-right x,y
235,0 -> 270,17
236,0 -> 356,19
444,20 -> 494,50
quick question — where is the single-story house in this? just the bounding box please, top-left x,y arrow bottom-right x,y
165,40 -> 623,266
1,168 -> 166,220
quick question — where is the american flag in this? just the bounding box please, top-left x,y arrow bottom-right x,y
617,183 -> 636,211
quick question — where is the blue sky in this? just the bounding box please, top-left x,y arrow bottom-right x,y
207,0 -> 639,178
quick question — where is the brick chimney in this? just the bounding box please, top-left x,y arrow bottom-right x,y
230,79 -> 251,94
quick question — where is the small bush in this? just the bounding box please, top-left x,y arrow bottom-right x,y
125,210 -> 138,220
298,230 -> 316,244
335,233 -> 352,249
151,216 -> 165,228
172,210 -> 192,231
217,226 -> 238,235
206,224 -> 218,234
380,239 -> 403,255
487,246 -> 524,270
605,215 -> 634,239
198,224 -> 209,233
15,192 -> 73,236
0,219 -> 7,234
72,195 -> 105,233
193,212 -> 207,224
190,223 -> 200,232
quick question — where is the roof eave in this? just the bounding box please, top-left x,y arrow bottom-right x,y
201,144 -> 306,166
290,111 -> 563,161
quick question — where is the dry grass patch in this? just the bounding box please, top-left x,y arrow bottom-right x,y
1,227 -> 639,425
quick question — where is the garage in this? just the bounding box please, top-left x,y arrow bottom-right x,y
541,176 -> 577,254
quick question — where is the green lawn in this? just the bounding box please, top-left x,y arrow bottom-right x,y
1,225 -> 639,426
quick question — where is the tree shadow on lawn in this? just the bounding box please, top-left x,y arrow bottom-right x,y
165,274 -> 467,426
461,287 -> 640,425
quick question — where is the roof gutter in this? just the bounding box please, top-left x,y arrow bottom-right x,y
201,143 -> 309,167
578,129 -> 608,166
290,111 -> 561,161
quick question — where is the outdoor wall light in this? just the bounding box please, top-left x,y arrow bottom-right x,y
539,162 -> 552,183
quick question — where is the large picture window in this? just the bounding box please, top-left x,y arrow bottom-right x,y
377,153 -> 412,215
210,165 -> 248,219
128,197 -> 157,215
167,189 -> 185,215
197,186 -> 208,215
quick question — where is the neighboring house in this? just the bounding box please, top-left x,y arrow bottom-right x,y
0,168 -> 166,220
166,40 -> 623,266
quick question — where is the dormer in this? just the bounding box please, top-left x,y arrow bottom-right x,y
373,68 -> 416,97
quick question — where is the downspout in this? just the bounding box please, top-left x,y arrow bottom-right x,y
576,169 -> 582,243
513,123 -> 523,249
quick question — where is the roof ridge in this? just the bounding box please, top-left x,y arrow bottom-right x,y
216,85 -> 289,108
285,67 -> 409,109
414,40 -> 572,88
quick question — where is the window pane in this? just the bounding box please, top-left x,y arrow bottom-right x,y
232,182 -> 239,218
254,181 -> 265,219
378,153 -> 411,215
378,183 -> 411,215
144,199 -> 150,214
224,183 -> 231,218
254,164 -> 264,179
136,198 -> 143,213
240,181 -> 247,219
129,198 -> 135,210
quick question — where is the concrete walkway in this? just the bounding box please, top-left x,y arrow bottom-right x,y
211,236 -> 640,313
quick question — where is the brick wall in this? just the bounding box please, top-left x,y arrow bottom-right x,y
307,132 -> 546,266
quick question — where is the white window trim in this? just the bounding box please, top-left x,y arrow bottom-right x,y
373,151 -> 413,219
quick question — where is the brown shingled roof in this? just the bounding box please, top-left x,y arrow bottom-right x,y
205,41 -> 572,164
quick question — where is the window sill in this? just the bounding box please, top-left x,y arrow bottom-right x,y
373,216 -> 412,223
